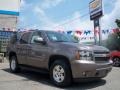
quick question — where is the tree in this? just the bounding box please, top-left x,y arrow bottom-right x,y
105,19 -> 120,50
106,31 -> 120,50
115,19 -> 120,28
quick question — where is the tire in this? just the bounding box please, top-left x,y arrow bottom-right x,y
112,57 -> 120,67
50,60 -> 72,87
10,56 -> 20,73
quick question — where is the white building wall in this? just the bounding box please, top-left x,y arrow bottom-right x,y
0,0 -> 20,12
0,15 -> 17,30
0,0 -> 20,31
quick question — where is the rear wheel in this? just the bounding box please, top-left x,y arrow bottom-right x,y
50,60 -> 72,87
112,57 -> 120,67
10,56 -> 20,73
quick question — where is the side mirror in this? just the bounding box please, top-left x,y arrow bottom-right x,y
34,37 -> 46,44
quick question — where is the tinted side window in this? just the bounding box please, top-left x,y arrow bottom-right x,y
10,33 -> 17,44
20,32 -> 31,44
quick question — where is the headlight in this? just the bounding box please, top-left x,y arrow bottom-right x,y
79,50 -> 93,60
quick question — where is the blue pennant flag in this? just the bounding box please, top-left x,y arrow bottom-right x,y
84,30 -> 91,35
102,30 -> 109,34
67,31 -> 72,35
102,30 -> 106,34
106,30 -> 109,33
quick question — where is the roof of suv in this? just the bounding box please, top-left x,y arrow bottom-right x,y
17,30 -> 62,35
18,30 -> 57,33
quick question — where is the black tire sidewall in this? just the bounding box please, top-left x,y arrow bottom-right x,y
113,57 -> 120,67
50,60 -> 72,87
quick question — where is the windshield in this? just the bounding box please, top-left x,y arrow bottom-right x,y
46,31 -> 78,43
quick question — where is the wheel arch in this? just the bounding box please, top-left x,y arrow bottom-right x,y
48,55 -> 71,70
9,51 -> 17,61
112,56 -> 120,60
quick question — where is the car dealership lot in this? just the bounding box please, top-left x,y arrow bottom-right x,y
0,63 -> 120,90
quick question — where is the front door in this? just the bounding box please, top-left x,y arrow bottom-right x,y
27,31 -> 49,68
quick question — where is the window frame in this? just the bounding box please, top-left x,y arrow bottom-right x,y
30,31 -> 45,44
19,32 -> 32,44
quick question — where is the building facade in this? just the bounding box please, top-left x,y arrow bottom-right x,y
0,0 -> 20,53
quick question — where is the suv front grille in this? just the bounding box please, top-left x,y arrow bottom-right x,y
94,52 -> 110,63
95,57 -> 109,61
94,52 -> 109,54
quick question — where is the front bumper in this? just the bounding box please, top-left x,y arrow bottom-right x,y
71,60 -> 112,79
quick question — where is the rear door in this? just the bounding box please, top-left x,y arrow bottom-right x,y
16,32 -> 32,65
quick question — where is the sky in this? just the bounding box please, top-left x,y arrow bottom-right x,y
18,0 -> 120,31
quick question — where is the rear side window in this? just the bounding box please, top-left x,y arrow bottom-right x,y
20,32 -> 32,44
10,33 -> 17,44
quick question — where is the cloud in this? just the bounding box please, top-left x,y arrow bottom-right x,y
53,0 -> 120,31
34,6 -> 45,16
30,0 -> 64,30
20,0 -> 93,30
101,0 -> 120,29
53,12 -> 93,30
66,12 -> 93,30
33,6 -> 93,31
20,0 -> 120,31
34,7 -> 53,26
41,0 -> 64,9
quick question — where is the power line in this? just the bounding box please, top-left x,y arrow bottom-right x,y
54,12 -> 89,29
20,0 -> 114,30
52,1 -> 115,29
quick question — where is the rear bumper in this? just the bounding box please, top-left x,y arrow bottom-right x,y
71,60 -> 112,79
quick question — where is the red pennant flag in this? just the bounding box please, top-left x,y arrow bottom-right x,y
113,28 -> 120,33
76,30 -> 82,35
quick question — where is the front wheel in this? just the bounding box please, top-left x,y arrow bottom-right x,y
50,60 -> 72,87
10,56 -> 20,73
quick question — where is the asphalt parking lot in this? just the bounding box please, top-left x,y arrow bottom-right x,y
0,63 -> 120,90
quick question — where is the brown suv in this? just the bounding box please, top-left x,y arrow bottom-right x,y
7,30 -> 112,87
